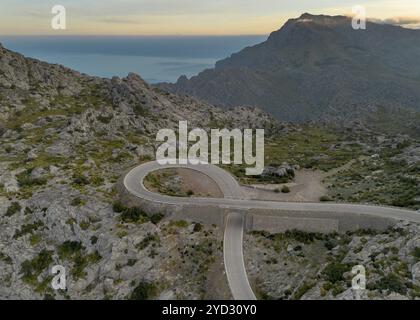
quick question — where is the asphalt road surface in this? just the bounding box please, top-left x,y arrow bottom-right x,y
224,212 -> 256,300
123,160 -> 420,300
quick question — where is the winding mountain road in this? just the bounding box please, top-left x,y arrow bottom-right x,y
123,161 -> 420,300
224,212 -> 256,300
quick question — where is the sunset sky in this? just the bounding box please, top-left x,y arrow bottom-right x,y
1,0 -> 420,35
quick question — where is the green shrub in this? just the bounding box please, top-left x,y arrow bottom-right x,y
90,236 -> 98,245
6,202 -> 22,217
70,197 -> 85,207
120,207 -> 147,223
412,247 -> 420,261
136,233 -> 160,250
133,104 -> 149,117
129,281 -> 158,300
72,173 -> 89,186
13,220 -> 44,239
69,250 -> 102,279
57,241 -> 101,280
193,223 -> 204,233
16,170 -> 47,188
332,284 -> 345,296
90,175 -> 104,186
273,229 -> 323,244
113,202 -> 157,224
368,273 -> 407,295
57,241 -> 84,260
281,186 -> 290,193
86,251 -> 102,264
320,195 -> 332,202
127,259 -> 137,267
71,255 -> 89,280
79,221 -> 90,230
292,281 -> 315,300
96,115 -> 113,124
21,250 -> 53,284
322,262 -> 349,283
29,234 -> 42,246
324,240 -> 337,251
150,213 -> 164,225
112,201 -> 125,213
0,252 -> 12,264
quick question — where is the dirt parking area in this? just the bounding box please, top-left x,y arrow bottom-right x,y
242,169 -> 327,202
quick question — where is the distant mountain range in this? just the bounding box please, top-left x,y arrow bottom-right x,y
158,13 -> 420,122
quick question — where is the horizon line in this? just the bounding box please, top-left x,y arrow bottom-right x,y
0,33 -> 269,37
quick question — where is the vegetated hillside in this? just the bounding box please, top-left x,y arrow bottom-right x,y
0,41 -> 419,300
246,225 -> 420,300
159,13 -> 420,123
0,43 -> 279,300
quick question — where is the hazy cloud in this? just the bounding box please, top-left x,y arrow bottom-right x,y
384,17 -> 420,25
369,16 -> 420,29
1,0 -> 420,35
99,18 -> 140,24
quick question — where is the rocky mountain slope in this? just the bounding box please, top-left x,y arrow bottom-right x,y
0,43 -> 278,299
246,222 -> 420,300
0,42 -> 419,300
159,13 -> 420,122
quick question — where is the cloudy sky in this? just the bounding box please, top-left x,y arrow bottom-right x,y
1,0 -> 420,35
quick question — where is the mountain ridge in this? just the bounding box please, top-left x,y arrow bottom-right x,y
158,13 -> 420,122
0,42 -> 280,138
1,32 -> 420,301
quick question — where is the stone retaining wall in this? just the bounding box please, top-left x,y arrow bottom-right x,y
117,178 -> 397,234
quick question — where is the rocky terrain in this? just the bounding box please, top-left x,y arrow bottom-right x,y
0,39 -> 419,300
0,43 -> 273,299
159,13 -> 420,122
245,222 -> 420,300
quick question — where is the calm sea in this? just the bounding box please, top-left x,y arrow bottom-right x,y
0,36 -> 266,83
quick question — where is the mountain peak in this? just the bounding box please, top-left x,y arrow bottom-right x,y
159,14 -> 420,122
293,13 -> 350,25
298,12 -> 317,20
271,13 -> 350,39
